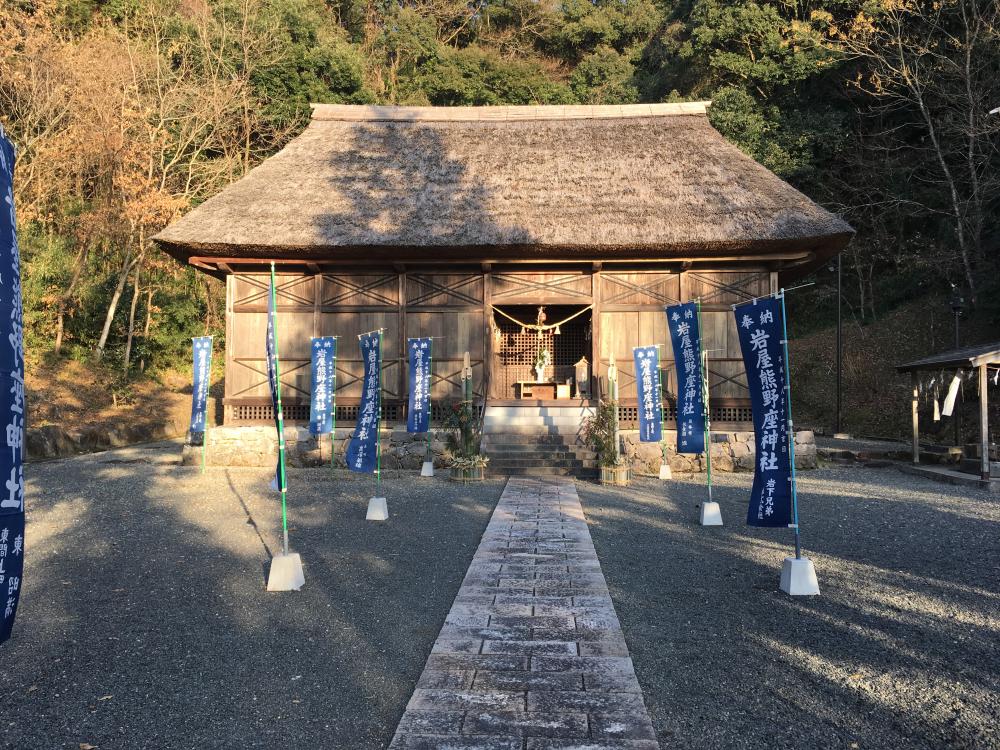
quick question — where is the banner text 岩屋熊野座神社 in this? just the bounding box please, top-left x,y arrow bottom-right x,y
666,302 -> 705,454
734,297 -> 793,527
347,331 -> 382,473
310,337 -> 337,435
407,338 -> 431,434
632,345 -> 662,443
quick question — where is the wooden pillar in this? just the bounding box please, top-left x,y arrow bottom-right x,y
312,271 -> 320,340
911,372 -> 920,465
591,267 -> 601,400
980,364 -> 990,481
399,271 -> 407,420
483,269 -> 493,401
223,274 -> 235,425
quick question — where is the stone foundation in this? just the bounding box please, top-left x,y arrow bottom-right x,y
182,424 -> 818,474
622,429 -> 817,475
26,396 -> 222,461
181,425 -> 457,469
27,420 -> 187,460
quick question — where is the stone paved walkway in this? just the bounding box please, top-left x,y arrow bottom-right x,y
389,477 -> 658,750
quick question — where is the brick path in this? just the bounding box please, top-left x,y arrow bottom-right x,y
389,477 -> 658,750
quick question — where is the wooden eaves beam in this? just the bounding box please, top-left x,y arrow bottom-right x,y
187,251 -> 815,271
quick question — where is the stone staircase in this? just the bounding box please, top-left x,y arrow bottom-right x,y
481,404 -> 598,477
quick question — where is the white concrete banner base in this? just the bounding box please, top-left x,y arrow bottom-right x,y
699,501 -> 723,526
266,553 -> 305,592
659,464 -> 672,480
366,496 -> 389,521
779,555 -> 820,596
420,461 -> 434,477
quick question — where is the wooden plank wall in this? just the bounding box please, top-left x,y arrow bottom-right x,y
223,267 -> 771,423
224,271 -> 485,422
595,269 -> 770,409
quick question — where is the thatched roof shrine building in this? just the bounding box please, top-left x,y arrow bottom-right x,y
156,102 -> 852,437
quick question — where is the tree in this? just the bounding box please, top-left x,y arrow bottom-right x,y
840,0 -> 1000,304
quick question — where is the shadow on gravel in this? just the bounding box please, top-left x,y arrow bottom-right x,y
576,469 -> 1000,750
1,455 -> 504,750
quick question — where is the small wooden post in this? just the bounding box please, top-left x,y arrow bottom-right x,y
911,373 -> 920,465
979,364 -> 990,481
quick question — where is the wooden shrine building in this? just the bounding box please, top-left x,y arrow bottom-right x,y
154,103 -> 853,431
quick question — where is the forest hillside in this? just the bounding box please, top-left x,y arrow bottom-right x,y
2,0 -> 998,441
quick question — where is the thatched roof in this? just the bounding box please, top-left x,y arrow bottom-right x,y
154,102 -> 852,268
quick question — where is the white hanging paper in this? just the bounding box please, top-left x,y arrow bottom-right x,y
941,372 -> 962,417
933,396 -> 941,422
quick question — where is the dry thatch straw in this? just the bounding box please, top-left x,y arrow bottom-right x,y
154,102 -> 853,268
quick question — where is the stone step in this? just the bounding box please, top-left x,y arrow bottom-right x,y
481,424 -> 585,436
487,455 -> 595,465
484,415 -> 588,427
484,445 -> 596,458
487,466 -> 597,477
482,432 -> 586,445
484,405 -> 596,418
487,457 -> 592,468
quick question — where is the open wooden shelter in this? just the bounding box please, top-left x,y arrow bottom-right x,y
898,342 -> 999,482
154,102 -> 853,430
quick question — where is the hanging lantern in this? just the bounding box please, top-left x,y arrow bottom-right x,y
555,325 -> 561,335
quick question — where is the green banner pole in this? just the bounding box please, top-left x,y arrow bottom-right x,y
696,298 -> 713,504
330,349 -> 337,470
427,338 -> 433,460
661,351 -> 667,471
778,290 -> 802,559
270,262 -> 289,556
375,330 -> 383,496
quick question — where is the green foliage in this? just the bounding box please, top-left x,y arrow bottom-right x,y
7,0 -> 998,401
583,400 -> 621,468
19,228 -> 72,355
544,0 -> 660,63
443,400 -> 484,458
416,47 -> 575,106
570,46 -> 639,104
689,1 -> 838,94
707,86 -> 846,183
248,0 -> 372,128
19,221 -> 223,375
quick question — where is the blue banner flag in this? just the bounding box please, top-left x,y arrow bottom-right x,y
309,337 -> 337,435
266,274 -> 284,492
734,297 -> 792,527
632,346 -> 662,442
666,302 -> 706,454
407,337 -> 431,433
347,331 -> 382,473
0,126 -> 25,645
190,337 -> 213,435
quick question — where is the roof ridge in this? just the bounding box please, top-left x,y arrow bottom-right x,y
309,102 -> 711,123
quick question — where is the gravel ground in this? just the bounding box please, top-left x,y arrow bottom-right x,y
5,445 -> 998,750
0,442 -> 504,750
577,466 -> 1000,750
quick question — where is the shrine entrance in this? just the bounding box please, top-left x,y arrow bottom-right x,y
490,305 -> 592,401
